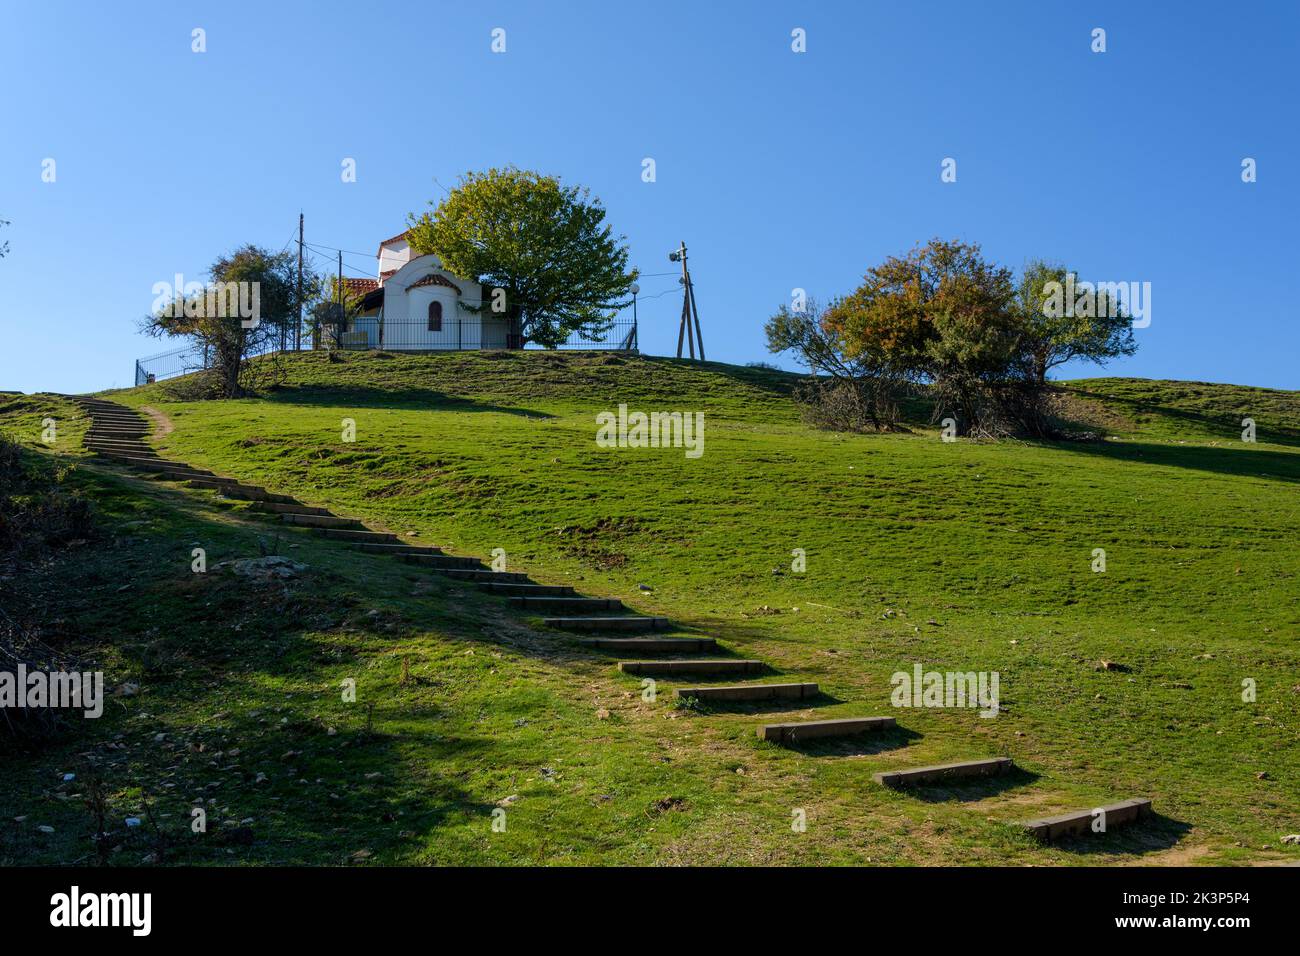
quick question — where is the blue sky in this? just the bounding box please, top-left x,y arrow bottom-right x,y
2,0 -> 1296,393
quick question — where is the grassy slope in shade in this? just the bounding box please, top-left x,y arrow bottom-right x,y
2,354 -> 1296,865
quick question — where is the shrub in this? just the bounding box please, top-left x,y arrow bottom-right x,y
0,436 -> 93,560
0,436 -> 95,745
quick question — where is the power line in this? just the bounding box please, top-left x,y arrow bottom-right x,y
300,229 -> 684,312
305,238 -> 674,283
304,240 -> 380,259
277,227 -> 298,255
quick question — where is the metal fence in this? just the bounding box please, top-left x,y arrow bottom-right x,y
549,316 -> 637,351
320,314 -> 638,352
134,339 -> 287,386
134,344 -> 209,386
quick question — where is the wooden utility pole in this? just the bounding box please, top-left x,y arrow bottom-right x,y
295,213 -> 304,350
672,241 -> 704,361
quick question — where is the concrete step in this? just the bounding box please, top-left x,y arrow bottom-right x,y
183,479 -> 295,504
353,543 -> 446,556
86,442 -> 158,455
398,553 -> 483,570
873,757 -> 1014,789
85,436 -> 154,447
147,468 -> 224,483
248,501 -> 335,518
177,474 -> 242,486
91,452 -> 163,464
546,616 -> 670,632
308,527 -> 402,544
758,716 -> 896,745
102,460 -> 212,482
88,427 -> 149,436
440,569 -> 531,584
100,454 -> 211,475
280,513 -> 365,530
478,582 -> 576,597
511,596 -> 623,614
618,659 -> 765,677
1021,798 -> 1153,842
580,636 -> 717,653
95,453 -> 214,477
675,682 -> 819,703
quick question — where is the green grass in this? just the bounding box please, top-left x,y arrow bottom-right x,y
3,353 -> 1298,865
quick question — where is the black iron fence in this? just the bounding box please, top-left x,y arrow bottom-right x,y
134,344 -> 208,386
551,316 -> 637,351
316,314 -> 637,352
133,338 -> 288,386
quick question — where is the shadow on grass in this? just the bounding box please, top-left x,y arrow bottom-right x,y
685,690 -> 845,715
1060,385 -> 1300,448
263,384 -> 554,419
172,726 -> 501,865
631,664 -> 775,682
638,355 -> 801,399
785,723 -> 921,757
1040,812 -> 1193,857
900,764 -> 1041,804
1035,436 -> 1300,484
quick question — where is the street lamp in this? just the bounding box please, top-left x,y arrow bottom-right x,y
629,282 -> 640,352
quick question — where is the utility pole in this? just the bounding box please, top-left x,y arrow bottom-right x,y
670,241 -> 704,361
630,282 -> 639,351
296,212 -> 303,350
337,250 -> 343,349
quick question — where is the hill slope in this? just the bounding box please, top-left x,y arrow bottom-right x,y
4,354 -> 1298,865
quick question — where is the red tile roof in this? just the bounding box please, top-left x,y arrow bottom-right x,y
341,277 -> 380,295
407,273 -> 462,295
377,230 -> 412,256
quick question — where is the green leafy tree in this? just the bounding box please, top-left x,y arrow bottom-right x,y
406,167 -> 637,348
1014,259 -> 1138,384
142,245 -> 311,397
824,238 -> 1021,434
765,296 -> 905,430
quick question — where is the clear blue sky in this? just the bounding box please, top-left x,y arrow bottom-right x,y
2,0 -> 1296,393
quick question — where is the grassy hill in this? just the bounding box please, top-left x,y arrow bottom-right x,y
3,353 -> 1297,866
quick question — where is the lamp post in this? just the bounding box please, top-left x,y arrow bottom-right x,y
629,282 -> 640,351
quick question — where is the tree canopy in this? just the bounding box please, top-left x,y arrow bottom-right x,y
767,238 -> 1142,437
406,167 -> 637,348
142,244 -> 314,397
1013,259 -> 1137,384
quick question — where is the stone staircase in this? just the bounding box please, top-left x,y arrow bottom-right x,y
70,396 -> 1154,845
70,398 -> 944,747
73,397 -> 673,627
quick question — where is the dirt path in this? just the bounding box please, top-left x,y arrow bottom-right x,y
140,404 -> 173,437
